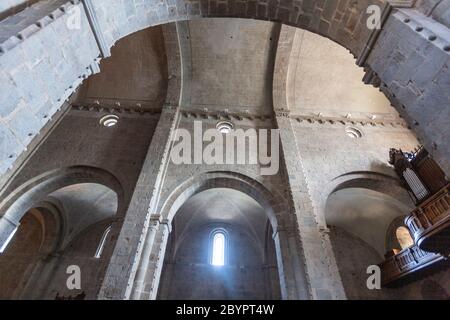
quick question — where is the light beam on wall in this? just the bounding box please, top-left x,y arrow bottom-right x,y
211,232 -> 225,266
0,226 -> 18,254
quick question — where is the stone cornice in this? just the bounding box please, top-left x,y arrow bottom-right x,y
71,103 -> 408,128
71,103 -> 162,115
180,109 -> 274,122
290,114 -> 408,128
275,108 -> 407,128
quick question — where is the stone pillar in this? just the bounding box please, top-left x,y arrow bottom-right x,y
137,219 -> 171,300
98,106 -> 179,300
19,253 -> 62,299
129,215 -> 171,299
275,110 -> 347,300
273,224 -> 310,300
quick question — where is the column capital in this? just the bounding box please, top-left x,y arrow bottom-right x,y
160,218 -> 172,233
272,224 -> 299,239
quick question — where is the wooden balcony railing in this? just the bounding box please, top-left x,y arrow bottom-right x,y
379,245 -> 447,286
405,183 -> 450,254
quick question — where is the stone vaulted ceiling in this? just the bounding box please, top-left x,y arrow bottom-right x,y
0,0 -> 449,175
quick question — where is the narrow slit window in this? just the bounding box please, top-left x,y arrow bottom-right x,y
94,226 -> 111,259
211,231 -> 226,266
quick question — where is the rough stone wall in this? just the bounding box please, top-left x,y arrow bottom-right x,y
1,1 -> 448,300
29,219 -> 113,300
89,0 -> 383,56
184,18 -> 279,115
76,26 -> 168,110
291,120 -> 419,227
329,226 -> 387,300
2,109 -> 159,201
0,211 -> 42,299
0,1 -> 101,173
155,115 -> 287,212
99,106 -> 180,300
105,111 -> 313,300
416,0 -> 450,27
1,0 -> 449,178
0,108 -> 160,298
290,120 -> 450,299
0,0 -> 39,20
366,8 -> 450,175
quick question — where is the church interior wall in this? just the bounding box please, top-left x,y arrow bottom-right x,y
0,2 -> 448,300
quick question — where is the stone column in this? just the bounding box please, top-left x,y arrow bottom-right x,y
98,105 -> 179,300
137,219 -> 171,300
275,110 -> 347,300
273,224 -> 310,300
129,215 -> 172,300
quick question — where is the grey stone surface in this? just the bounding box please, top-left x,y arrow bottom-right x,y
366,8 -> 450,175
0,0 -> 449,176
0,1 -> 448,300
0,107 -> 160,299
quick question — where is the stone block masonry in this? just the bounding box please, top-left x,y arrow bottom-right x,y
366,8 -> 450,176
1,0 -> 449,177
0,0 -> 100,173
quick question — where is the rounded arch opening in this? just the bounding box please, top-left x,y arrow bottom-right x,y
209,227 -> 228,266
325,186 -> 412,257
323,173 -> 416,299
0,204 -> 62,299
156,171 -> 288,300
385,215 -> 414,254
0,166 -> 123,228
0,167 -> 123,300
160,171 -> 288,232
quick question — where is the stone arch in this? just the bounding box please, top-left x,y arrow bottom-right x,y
325,171 -> 412,210
18,214 -> 118,300
0,166 -> 124,249
0,199 -> 65,299
309,171 -> 413,227
26,200 -> 66,256
323,171 -> 418,299
160,171 -> 291,231
130,170 -> 311,300
90,1 -> 380,114
2,0 -> 449,176
90,0 -> 383,58
0,166 -> 123,300
332,175 -> 410,201
158,171 -> 289,275
324,171 -> 415,255
62,216 -> 115,255
324,171 -> 414,217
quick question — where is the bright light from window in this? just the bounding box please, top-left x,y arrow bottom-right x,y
396,226 -> 414,249
0,227 -> 18,254
211,232 -> 225,266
